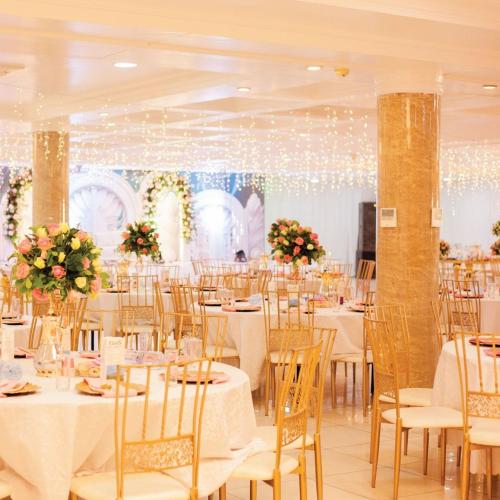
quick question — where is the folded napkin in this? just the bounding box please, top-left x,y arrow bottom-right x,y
211,372 -> 230,384
485,349 -> 500,358
83,378 -> 137,398
0,380 -> 29,398
79,352 -> 100,359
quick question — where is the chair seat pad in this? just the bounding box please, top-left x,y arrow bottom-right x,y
382,406 -> 463,429
380,388 -> 433,407
71,471 -> 190,500
470,420 -> 500,446
205,345 -> 239,358
231,451 -> 299,481
0,480 -> 12,499
332,351 -> 373,364
269,351 -> 304,364
254,425 -> 314,451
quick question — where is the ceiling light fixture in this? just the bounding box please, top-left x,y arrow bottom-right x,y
483,83 -> 497,90
306,65 -> 322,72
113,62 -> 137,69
237,86 -> 251,92
99,112 -> 109,117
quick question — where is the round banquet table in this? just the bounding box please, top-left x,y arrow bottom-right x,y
0,360 -> 256,500
432,341 -> 500,474
481,297 -> 500,333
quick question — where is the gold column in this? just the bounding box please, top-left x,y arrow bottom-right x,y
377,93 -> 440,387
32,131 -> 69,226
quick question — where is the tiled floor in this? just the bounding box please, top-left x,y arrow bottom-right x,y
223,367 -> 499,499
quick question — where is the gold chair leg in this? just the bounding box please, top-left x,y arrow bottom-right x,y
403,429 -> 409,456
486,447 -> 492,500
264,362 -> 271,416
423,428 -> 429,475
313,433 -> 323,500
69,492 -> 77,500
298,455 -> 307,500
250,480 -> 257,500
369,398 -> 378,465
208,495 -> 214,500
362,362 -> 369,417
371,408 -> 382,487
219,483 -> 227,500
461,440 -> 470,500
352,363 -> 356,385
439,428 -> 447,485
393,419 -> 403,500
330,361 -> 337,408
274,470 -> 282,500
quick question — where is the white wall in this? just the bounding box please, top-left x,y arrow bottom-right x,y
265,188 -> 500,265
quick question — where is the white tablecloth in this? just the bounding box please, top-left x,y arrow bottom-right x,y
481,297 -> 500,333
0,360 -> 256,500
432,341 -> 500,474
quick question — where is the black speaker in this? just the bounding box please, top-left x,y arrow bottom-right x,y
356,202 -> 376,276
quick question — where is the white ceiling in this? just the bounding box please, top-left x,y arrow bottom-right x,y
0,0 -> 500,175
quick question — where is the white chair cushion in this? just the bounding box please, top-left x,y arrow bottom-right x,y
269,351 -> 304,364
332,351 -> 373,364
254,425 -> 314,451
469,419 -> 500,446
383,406 -> 463,429
71,471 -> 190,500
205,345 -> 239,358
0,480 -> 12,499
231,451 -> 299,481
379,388 -> 433,407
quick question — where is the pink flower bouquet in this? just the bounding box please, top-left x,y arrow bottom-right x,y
119,221 -> 162,262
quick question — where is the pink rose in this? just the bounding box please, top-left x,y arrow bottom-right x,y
297,226 -> 304,233
119,244 -> 126,253
301,255 -> 309,265
274,255 -> 283,263
52,265 -> 66,279
17,238 -> 32,254
76,230 -> 88,242
284,254 -> 292,263
295,237 -> 304,246
311,233 -> 318,240
47,223 -> 59,236
82,257 -> 91,270
141,225 -> 150,232
271,242 -> 276,248
278,236 -> 284,243
32,289 -> 49,302
142,248 -> 148,255
37,237 -> 52,251
137,238 -> 144,245
293,246 -> 301,255
15,262 -> 30,279
91,276 -> 102,294
279,225 -> 286,231
154,233 -> 159,238
121,231 -> 130,240
152,245 -> 158,252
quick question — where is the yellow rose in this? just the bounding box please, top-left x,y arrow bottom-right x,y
281,229 -> 287,235
34,257 -> 45,269
58,252 -> 65,263
35,227 -> 47,238
283,239 -> 289,246
75,277 -> 87,289
307,244 -> 314,250
92,259 -> 101,271
59,223 -> 69,233
70,237 -> 81,250
90,248 -> 100,255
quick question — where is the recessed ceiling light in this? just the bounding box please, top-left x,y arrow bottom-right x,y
310,177 -> 320,183
237,86 -> 251,92
99,112 -> 109,117
483,83 -> 497,90
113,62 -> 137,69
306,65 -> 322,72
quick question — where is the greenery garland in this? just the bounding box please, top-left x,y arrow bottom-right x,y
4,170 -> 32,243
143,173 -> 194,241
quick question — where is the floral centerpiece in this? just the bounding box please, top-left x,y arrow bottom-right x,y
267,218 -> 325,268
119,221 -> 162,262
11,223 -> 108,301
492,220 -> 500,238
491,239 -> 500,256
439,240 -> 450,259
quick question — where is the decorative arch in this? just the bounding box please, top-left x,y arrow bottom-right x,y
3,169 -> 32,242
142,173 -> 194,241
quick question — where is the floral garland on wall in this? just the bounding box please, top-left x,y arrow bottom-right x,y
4,170 -> 32,242
143,173 -> 194,241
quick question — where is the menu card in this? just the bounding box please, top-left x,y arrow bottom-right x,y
100,337 -> 125,380
0,328 -> 15,361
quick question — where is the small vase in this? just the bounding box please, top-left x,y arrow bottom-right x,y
290,262 -> 300,280
136,255 -> 144,274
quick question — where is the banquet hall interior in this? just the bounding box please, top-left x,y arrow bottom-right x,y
0,1 -> 499,499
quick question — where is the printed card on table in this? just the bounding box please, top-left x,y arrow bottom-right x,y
100,337 -> 125,379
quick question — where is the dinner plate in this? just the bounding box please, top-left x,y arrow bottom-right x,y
0,383 -> 39,396
76,380 -> 146,396
174,370 -> 228,384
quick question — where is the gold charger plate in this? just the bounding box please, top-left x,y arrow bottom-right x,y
1,383 -> 39,396
76,380 -> 146,396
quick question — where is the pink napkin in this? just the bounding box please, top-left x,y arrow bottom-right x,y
83,378 -> 137,398
221,306 -> 237,312
211,372 -> 230,384
79,352 -> 100,359
14,347 -> 34,358
485,349 -> 500,358
0,380 -> 29,398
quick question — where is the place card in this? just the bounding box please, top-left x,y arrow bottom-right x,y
0,328 -> 15,361
100,337 -> 125,379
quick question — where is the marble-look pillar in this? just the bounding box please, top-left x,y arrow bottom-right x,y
32,131 -> 69,226
377,93 -> 440,387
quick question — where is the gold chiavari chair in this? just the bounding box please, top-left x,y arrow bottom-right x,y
453,331 -> 500,500
60,295 -> 88,351
27,297 -> 50,349
117,275 -> 159,350
491,256 -> 500,280
253,328 -> 336,500
230,343 -> 321,500
431,294 -> 448,352
331,290 -> 375,415
80,308 -> 117,351
255,269 -> 272,294
442,279 -> 481,336
226,272 -> 251,300
354,259 -> 375,301
366,316 -> 463,499
70,358 -> 214,500
262,288 -> 315,415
